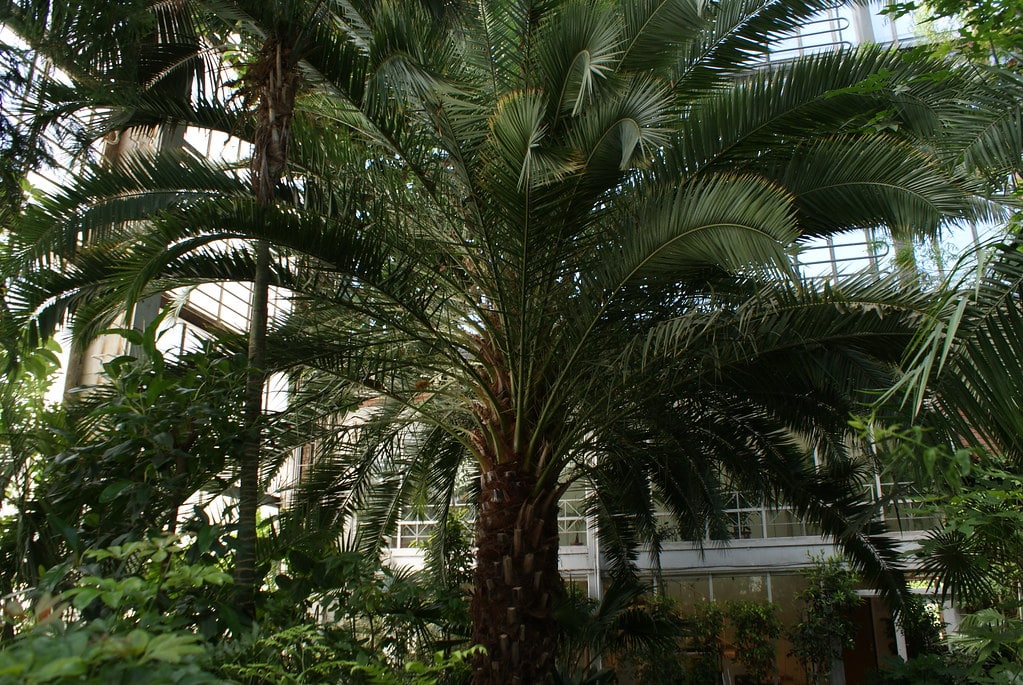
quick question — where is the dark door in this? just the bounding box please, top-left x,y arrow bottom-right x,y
843,597 -> 898,684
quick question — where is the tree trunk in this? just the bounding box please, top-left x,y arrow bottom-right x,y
232,32 -> 297,617
233,238 -> 270,615
471,463 -> 562,684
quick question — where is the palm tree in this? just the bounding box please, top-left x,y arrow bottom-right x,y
4,1 -> 1020,681
1,0 -> 360,615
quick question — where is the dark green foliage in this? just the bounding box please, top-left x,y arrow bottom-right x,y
217,553 -> 478,683
423,511 -> 474,646
0,534 -> 479,684
635,601 -> 726,685
210,623 -> 358,685
679,603 -> 726,685
789,556 -> 862,685
884,0 -> 1023,66
900,594 -> 945,658
0,328 -> 476,681
871,422 -> 1023,609
255,542 -> 475,681
884,240 -> 1023,464
0,338 -> 62,505
916,463 -> 1023,610
0,327 -> 250,590
555,591 -> 727,684
425,510 -> 475,594
947,609 -> 1023,683
868,653 -> 973,685
861,423 -> 1023,681
0,527 -> 478,684
0,336 -> 64,628
555,580 -> 696,684
0,538 -> 232,685
725,600 -> 782,685
0,46 -> 44,220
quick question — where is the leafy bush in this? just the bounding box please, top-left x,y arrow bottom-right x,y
725,600 -> 781,684
679,603 -> 725,685
868,653 -> 972,685
789,556 -> 862,685
0,330 -> 251,594
0,537 -> 230,685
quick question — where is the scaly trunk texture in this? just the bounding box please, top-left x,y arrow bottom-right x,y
470,463 -> 562,684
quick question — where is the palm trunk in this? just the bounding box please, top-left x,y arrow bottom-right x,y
471,463 -> 562,684
232,33 -> 297,616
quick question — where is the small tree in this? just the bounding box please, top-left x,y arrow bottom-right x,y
726,600 -> 782,684
789,556 -> 862,685
681,603 -> 725,685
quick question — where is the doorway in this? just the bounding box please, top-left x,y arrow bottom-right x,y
842,596 -> 899,684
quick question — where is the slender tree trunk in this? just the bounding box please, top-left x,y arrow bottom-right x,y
234,239 -> 271,614
471,463 -> 562,684
232,33 -> 297,615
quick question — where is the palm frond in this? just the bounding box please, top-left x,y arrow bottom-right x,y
600,174 -> 797,293
617,0 -> 705,74
6,149 -> 248,271
537,1 -> 620,118
890,241 -> 1023,461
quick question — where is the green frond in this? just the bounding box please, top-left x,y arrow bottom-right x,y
671,0 -> 852,92
476,0 -> 558,92
608,174 -> 798,285
774,136 -> 997,238
629,272 -> 929,381
666,47 -> 949,177
488,88 -> 579,190
916,530 -> 994,604
570,72 -> 673,175
7,150 -> 248,271
956,68 -> 1023,183
618,0 -> 704,73
889,242 -> 1023,461
365,1 -> 453,109
537,0 -> 621,117
284,392 -> 473,557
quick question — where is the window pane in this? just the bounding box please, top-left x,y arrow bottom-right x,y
711,574 -> 767,602
662,575 -> 711,608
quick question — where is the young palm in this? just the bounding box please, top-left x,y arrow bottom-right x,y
4,1 -> 1021,682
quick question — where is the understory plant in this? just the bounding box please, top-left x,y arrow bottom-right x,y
0,537 -> 231,685
223,540 -> 476,684
865,422 -> 1023,682
726,600 -> 782,684
0,326 -> 252,594
555,579 -> 688,684
789,556 -> 862,685
679,602 -> 725,685
0,535 -> 481,685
